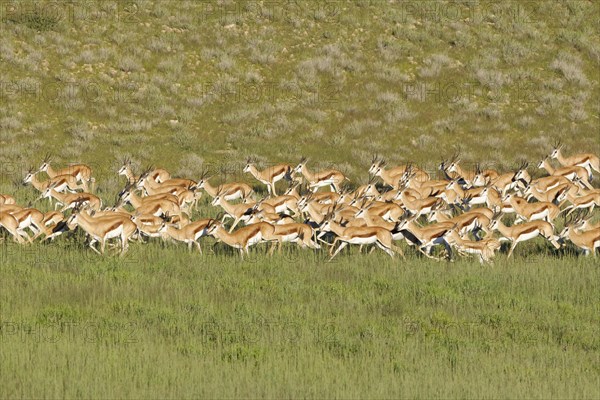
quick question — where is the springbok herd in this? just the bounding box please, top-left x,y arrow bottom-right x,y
0,142 -> 599,263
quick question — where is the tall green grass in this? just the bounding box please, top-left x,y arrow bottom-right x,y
1,240 -> 599,398
1,0 -> 599,397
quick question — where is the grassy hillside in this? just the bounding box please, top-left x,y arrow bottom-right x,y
1,0 -> 599,187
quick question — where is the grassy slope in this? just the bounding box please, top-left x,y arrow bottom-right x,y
0,0 -> 599,185
1,0 -> 600,398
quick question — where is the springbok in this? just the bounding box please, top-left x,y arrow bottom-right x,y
206,220 -> 282,259
196,170 -> 254,201
537,157 -> 593,189
294,157 -> 348,193
319,217 -> 404,260
0,212 -> 31,244
38,154 -> 94,188
39,188 -> 102,211
243,158 -> 293,196
445,226 -> 501,264
488,216 -> 560,258
61,206 -> 139,255
559,218 -> 600,257
118,158 -> 171,184
550,141 -> 599,178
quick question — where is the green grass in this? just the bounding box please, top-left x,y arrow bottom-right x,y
1,241 -> 599,398
1,0 -> 600,398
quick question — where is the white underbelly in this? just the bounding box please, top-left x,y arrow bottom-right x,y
144,231 -> 162,238
281,233 -> 300,242
18,216 -> 32,229
347,236 -> 377,245
272,172 -> 286,182
470,196 -> 486,205
194,229 -> 208,240
106,225 -> 124,239
529,209 -> 549,220
247,233 -> 263,246
391,232 -> 404,240
311,180 -> 333,187
224,192 -> 242,201
517,230 -> 539,242
274,204 -> 288,213
577,162 -> 592,174
54,183 -> 68,192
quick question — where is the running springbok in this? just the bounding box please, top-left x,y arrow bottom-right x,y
550,141 -> 599,178
320,216 -> 404,260
206,220 -> 282,259
61,206 -> 139,255
294,157 -> 348,193
559,217 -> 600,257
488,216 -> 561,258
243,158 -> 293,196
